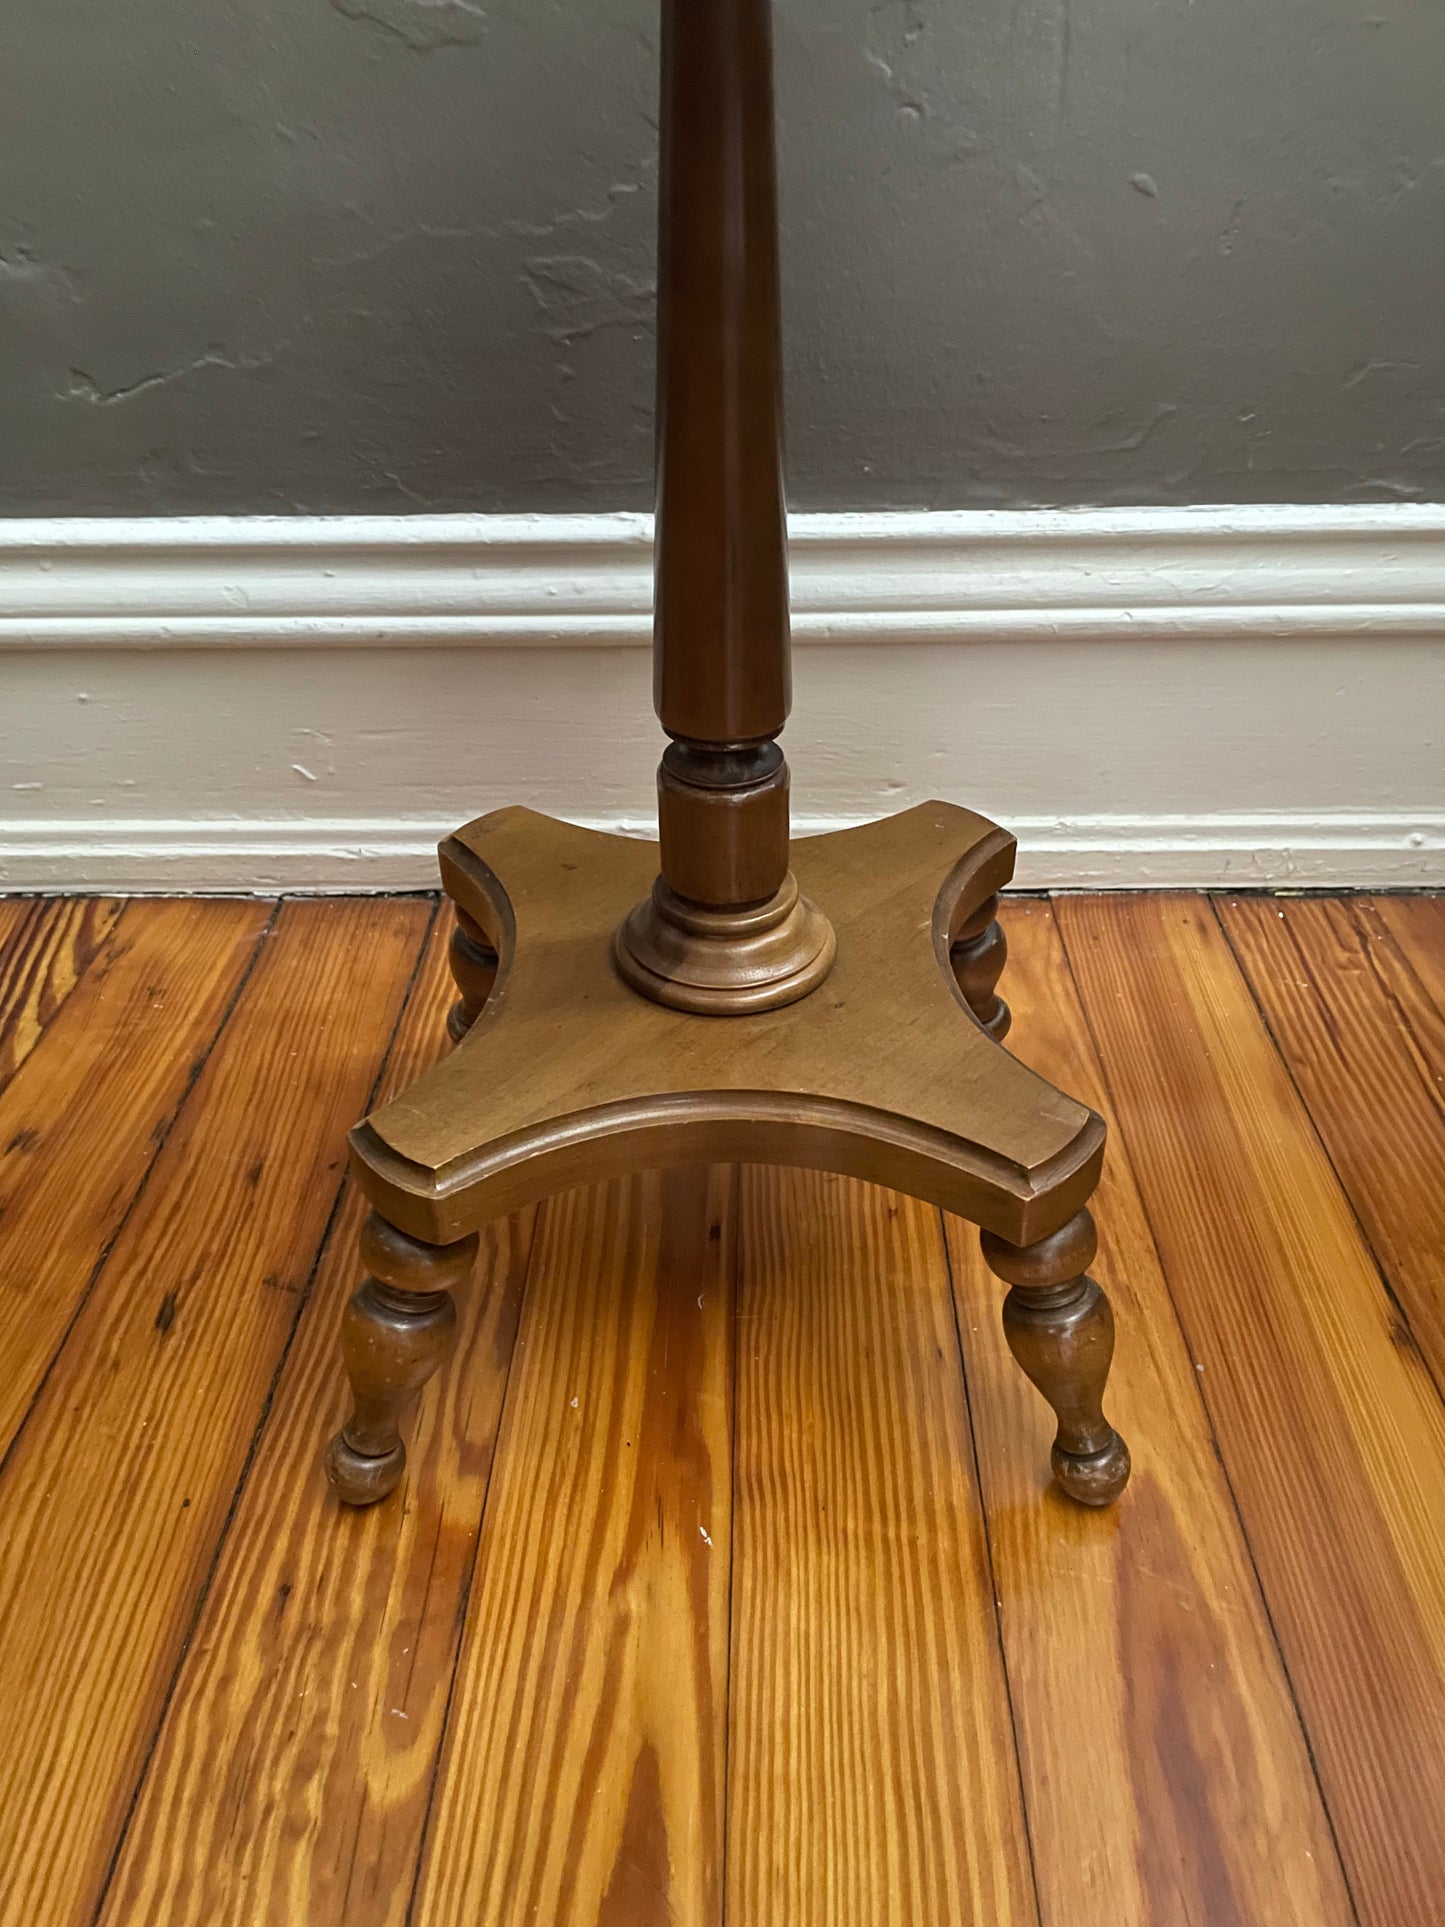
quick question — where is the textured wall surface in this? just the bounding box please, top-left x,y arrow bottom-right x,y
2,0 -> 1442,514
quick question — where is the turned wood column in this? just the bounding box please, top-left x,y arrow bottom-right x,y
324,1213 -> 480,1506
981,1209 -> 1131,1507
615,0 -> 835,1013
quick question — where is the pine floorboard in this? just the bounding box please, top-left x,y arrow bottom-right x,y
0,899 -> 273,1458
100,911 -> 537,1927
0,898 -> 426,1927
0,888 -> 1440,1926
728,1166 -> 1036,1927
0,895 -> 123,1092
1217,894 -> 1445,1397
414,1165 -> 735,1927
1058,893 -> 1445,1927
944,900 -> 1351,1927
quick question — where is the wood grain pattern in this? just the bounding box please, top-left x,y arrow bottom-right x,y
1365,894 -> 1445,1024
412,1166 -> 736,1927
945,900 -> 1351,1926
1351,898 -> 1445,1077
0,896 -> 123,1091
0,897 -> 271,1456
1351,897 -> 1445,1109
0,898 -> 428,1927
363,808 -> 1099,1250
1058,892 -> 1445,1927
727,1165 -> 1036,1927
1218,894 -> 1445,1395
2,887 -> 1442,1923
100,914 -> 535,1927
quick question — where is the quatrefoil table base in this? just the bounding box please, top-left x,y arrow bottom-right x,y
323,801 -> 1131,1511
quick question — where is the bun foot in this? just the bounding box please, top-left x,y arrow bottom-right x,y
1052,1429 -> 1131,1508
325,1431 -> 406,1507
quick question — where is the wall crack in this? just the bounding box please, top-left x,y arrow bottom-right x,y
328,0 -> 488,54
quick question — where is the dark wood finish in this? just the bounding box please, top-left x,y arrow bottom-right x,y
324,1214 -> 479,1505
445,904 -> 497,1043
615,854 -> 838,1013
323,0 -> 1127,1513
1059,893 -> 1445,1927
951,890 -> 1011,1039
0,899 -> 426,1927
655,744 -> 789,906
615,0 -> 834,1010
982,1208 -> 1131,1506
652,0 -> 787,751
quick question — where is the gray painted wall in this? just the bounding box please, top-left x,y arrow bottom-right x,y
2,0 -> 1442,515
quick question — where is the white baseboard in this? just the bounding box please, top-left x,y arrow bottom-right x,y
3,506 -> 1442,891
1,810 -> 1439,895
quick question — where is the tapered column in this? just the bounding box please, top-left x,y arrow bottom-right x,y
616,0 -> 835,1014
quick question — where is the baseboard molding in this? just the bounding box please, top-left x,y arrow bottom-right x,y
4,506 -> 1442,890
3,811 -> 1440,894
6,503 -> 1445,652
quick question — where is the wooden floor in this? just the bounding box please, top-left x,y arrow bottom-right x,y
0,892 -> 1443,1927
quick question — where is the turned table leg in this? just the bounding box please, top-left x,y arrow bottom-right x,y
952,892 -> 1011,1041
446,906 -> 498,1044
981,1207 -> 1130,1506
324,1212 -> 480,1506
